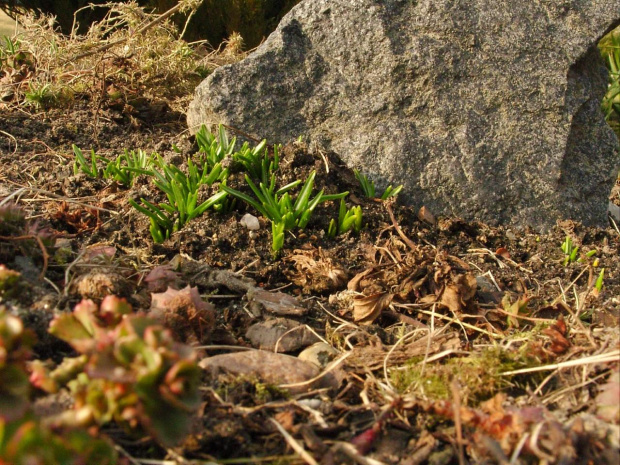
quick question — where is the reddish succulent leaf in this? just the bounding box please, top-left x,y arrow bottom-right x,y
98,295 -> 132,326
49,300 -> 101,353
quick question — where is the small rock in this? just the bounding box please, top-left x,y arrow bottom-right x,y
247,288 -> 307,316
240,213 -> 260,230
298,342 -> 339,368
506,230 -> 517,241
475,275 -> 503,305
609,202 -> 620,224
246,318 -> 319,352
199,350 -> 339,394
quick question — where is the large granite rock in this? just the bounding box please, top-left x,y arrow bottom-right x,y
188,0 -> 620,230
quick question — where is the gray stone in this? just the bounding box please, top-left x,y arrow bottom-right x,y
188,0 -> 620,230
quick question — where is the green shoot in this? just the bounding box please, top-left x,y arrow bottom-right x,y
222,170 -> 348,252
271,221 -> 285,256
102,149 -> 154,186
599,27 -> 620,138
354,169 -> 403,200
72,144 -> 99,177
233,139 -> 279,185
195,124 -> 236,169
355,169 -> 375,198
380,184 -> 403,200
328,199 -> 363,237
130,153 -> 228,243
24,83 -> 57,110
1,35 -> 20,56
595,268 -> 605,292
561,236 -> 579,265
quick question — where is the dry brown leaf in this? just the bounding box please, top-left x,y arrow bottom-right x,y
347,267 -> 375,292
286,248 -> 347,293
595,369 -> 620,423
353,292 -> 394,325
454,273 -> 478,301
495,247 -> 510,259
542,315 -> 570,356
274,409 -> 296,431
439,272 -> 477,313
417,205 -> 436,225
419,294 -> 437,304
440,284 -> 463,313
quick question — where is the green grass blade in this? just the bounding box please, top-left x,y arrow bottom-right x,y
276,180 -> 302,196
293,171 -> 316,212
320,191 -> 349,202
220,185 -> 269,217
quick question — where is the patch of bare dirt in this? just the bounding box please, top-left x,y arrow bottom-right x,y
1,93 -> 619,464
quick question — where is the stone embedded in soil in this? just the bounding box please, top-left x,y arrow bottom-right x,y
239,213 -> 260,231
245,317 -> 319,352
298,342 -> 339,368
187,0 -> 620,231
247,288 -> 307,316
199,350 -> 339,394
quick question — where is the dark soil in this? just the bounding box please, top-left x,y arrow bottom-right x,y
1,95 -> 619,465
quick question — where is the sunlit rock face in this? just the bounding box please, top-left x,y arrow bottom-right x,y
188,0 -> 620,230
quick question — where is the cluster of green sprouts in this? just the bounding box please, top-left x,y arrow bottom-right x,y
354,169 -> 403,200
328,199 -> 363,238
222,170 -> 348,252
560,236 -> 605,292
129,152 -> 228,243
73,125 -> 406,254
599,26 -> 620,138
73,145 -> 153,186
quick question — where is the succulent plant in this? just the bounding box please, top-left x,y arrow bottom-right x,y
48,297 -> 201,446
0,307 -> 36,422
1,414 -> 118,465
0,307 -> 117,464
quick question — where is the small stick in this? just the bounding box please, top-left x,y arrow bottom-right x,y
384,202 -> 416,251
270,418 -> 319,465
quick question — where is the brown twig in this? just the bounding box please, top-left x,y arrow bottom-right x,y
384,202 -> 417,251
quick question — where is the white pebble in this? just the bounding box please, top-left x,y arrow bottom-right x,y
240,213 -> 260,230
